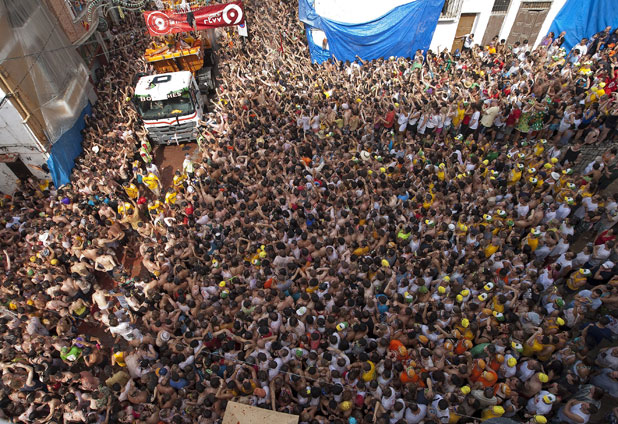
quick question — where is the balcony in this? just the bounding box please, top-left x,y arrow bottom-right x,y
440,0 -> 463,20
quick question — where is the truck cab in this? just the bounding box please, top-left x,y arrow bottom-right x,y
134,32 -> 215,145
134,71 -> 204,145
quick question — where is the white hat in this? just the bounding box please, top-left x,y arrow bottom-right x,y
360,151 -> 370,161
550,172 -> 560,181
602,261 -> 615,269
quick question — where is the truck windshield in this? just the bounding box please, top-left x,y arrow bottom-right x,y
137,92 -> 195,121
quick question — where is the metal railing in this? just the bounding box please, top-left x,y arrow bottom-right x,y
440,0 -> 463,19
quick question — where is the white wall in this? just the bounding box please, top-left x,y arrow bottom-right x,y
0,163 -> 19,195
314,0 -> 413,23
430,20 -> 459,53
0,88 -> 51,183
429,0 -> 493,53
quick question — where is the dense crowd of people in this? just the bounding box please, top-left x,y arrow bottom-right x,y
1,0 -> 618,423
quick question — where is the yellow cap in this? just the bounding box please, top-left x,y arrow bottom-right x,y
461,318 -> 470,328
380,167 -> 386,173
461,289 -> 470,296
478,293 -> 488,301
456,294 -> 463,302
219,281 -> 226,288
535,416 -> 548,424
538,373 -> 549,383
368,170 -> 373,175
438,286 -> 446,294
381,259 -> 390,267
507,357 -> 517,367
461,385 -> 471,394
556,317 -> 565,326
482,159 -> 489,165
443,275 -> 451,282
50,259 -> 59,265
493,406 -> 505,415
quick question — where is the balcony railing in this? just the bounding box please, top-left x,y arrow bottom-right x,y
440,0 -> 463,19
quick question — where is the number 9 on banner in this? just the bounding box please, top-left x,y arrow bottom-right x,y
146,11 -> 170,35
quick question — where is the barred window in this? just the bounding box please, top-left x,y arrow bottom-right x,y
492,0 -> 511,13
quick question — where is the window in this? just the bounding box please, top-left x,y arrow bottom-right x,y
136,92 -> 196,121
492,0 -> 511,13
440,0 -> 463,19
64,0 -> 87,20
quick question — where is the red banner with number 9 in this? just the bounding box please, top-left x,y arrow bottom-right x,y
143,1 -> 245,36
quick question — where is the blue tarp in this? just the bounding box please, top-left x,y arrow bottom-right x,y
47,102 -> 91,187
299,0 -> 444,63
547,0 -> 618,52
304,24 -> 332,64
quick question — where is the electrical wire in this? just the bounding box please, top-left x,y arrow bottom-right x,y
0,0 -> 229,64
0,20 -> 57,107
0,26 -> 147,65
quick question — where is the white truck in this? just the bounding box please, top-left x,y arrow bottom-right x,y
134,71 -> 205,145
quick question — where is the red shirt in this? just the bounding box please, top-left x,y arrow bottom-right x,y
595,230 -> 616,245
383,110 -> 395,128
506,109 -> 521,126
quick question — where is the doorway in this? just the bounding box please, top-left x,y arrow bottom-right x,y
3,156 -> 33,180
507,1 -> 552,46
452,13 -> 477,53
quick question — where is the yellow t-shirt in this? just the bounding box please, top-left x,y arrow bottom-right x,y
124,184 -> 138,199
165,191 -> 177,205
522,338 -> 543,357
148,200 -> 163,214
527,237 -> 539,251
113,351 -> 126,367
173,174 -> 186,187
484,244 -> 499,258
453,106 -> 465,127
143,173 -> 160,190
362,361 -> 376,381
509,170 -> 522,184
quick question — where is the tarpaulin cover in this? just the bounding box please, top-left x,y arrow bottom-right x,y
299,0 -> 444,63
547,0 -> 618,52
304,25 -> 332,64
47,102 -> 91,188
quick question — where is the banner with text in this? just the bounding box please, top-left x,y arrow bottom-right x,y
144,1 -> 245,36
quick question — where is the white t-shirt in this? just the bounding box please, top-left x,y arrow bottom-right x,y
405,404 -> 427,424
526,391 -> 553,415
468,111 -> 481,129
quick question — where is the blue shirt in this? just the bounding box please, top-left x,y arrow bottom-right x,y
169,378 -> 188,390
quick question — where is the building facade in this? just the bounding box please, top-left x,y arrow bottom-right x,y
429,0 -> 567,54
0,0 -> 100,194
